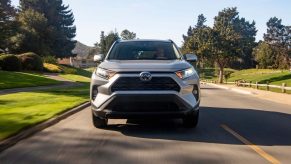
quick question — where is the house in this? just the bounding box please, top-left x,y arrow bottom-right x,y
58,41 -> 99,68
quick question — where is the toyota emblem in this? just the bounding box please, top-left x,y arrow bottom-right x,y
140,72 -> 152,82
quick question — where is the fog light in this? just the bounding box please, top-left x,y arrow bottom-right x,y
192,85 -> 199,101
92,85 -> 98,100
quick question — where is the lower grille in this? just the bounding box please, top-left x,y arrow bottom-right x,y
111,77 -> 180,92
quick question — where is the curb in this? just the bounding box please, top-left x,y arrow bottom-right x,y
206,83 -> 255,95
0,101 -> 90,152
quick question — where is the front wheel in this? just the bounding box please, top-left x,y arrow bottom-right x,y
183,110 -> 199,128
92,113 -> 108,128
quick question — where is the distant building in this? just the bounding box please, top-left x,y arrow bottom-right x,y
58,41 -> 99,68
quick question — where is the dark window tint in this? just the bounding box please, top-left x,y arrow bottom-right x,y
107,41 -> 180,60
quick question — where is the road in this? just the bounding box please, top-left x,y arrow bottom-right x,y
1,84 -> 291,164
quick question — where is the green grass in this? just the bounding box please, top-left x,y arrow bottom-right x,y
0,71 -> 61,90
200,68 -> 291,86
85,67 -> 96,73
0,85 -> 89,140
198,68 -> 237,80
59,66 -> 92,83
227,69 -> 291,86
60,74 -> 91,83
60,65 -> 93,78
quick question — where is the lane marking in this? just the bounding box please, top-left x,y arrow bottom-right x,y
221,124 -> 280,164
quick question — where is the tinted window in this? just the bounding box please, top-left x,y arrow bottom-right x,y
107,41 -> 181,60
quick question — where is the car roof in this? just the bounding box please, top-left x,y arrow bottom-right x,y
118,39 -> 173,43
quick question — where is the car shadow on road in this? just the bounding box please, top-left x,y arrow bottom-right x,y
105,106 -> 291,146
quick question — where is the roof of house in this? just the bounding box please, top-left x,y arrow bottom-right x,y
72,41 -> 96,59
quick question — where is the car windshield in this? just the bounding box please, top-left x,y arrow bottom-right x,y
107,41 -> 181,60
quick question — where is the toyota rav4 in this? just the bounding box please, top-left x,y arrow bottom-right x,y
90,39 -> 200,128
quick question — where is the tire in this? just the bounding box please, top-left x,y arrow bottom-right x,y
92,113 -> 108,128
183,110 -> 199,128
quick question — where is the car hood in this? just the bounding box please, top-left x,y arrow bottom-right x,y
98,60 -> 192,72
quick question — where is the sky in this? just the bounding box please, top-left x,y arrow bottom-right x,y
11,0 -> 291,47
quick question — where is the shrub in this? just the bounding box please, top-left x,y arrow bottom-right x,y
43,63 -> 63,73
18,52 -> 43,71
42,56 -> 58,64
0,54 -> 22,71
59,65 -> 77,74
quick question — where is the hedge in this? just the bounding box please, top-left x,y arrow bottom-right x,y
18,52 -> 43,71
0,54 -> 22,71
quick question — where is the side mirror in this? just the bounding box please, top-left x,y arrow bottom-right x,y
94,54 -> 104,62
184,54 -> 198,62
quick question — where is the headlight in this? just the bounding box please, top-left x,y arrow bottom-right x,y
175,67 -> 195,79
95,68 -> 116,79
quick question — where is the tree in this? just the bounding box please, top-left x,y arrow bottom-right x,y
99,31 -> 106,54
231,18 -> 257,69
186,16 -> 214,68
105,31 -> 119,53
0,0 -> 16,51
182,26 -> 193,43
10,9 -> 50,56
181,14 -> 207,55
212,7 -> 257,83
19,0 -> 76,58
98,31 -> 119,55
263,17 -> 291,69
253,41 -> 276,68
264,17 -> 285,44
120,29 -> 136,40
196,14 -> 206,28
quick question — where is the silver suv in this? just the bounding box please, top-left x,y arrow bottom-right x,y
90,39 -> 200,128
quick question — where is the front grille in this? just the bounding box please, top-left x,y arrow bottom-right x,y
111,77 -> 180,92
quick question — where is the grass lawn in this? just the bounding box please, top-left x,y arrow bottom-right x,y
198,68 -> 237,80
200,68 -> 291,86
60,74 -> 91,83
0,71 -> 61,90
227,69 -> 291,86
85,67 -> 96,73
0,85 -> 89,140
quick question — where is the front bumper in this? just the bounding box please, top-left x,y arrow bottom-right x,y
92,93 -> 200,119
90,72 -> 200,119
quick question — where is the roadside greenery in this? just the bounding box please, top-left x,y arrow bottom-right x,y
0,71 -> 60,89
201,68 -> 291,87
97,29 -> 137,55
1,0 -> 76,58
43,63 -> 93,78
227,69 -> 291,86
182,7 -> 291,83
60,74 -> 91,83
0,85 -> 89,140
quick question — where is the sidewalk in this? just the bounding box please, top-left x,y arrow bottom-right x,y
206,83 -> 291,106
0,74 -> 82,95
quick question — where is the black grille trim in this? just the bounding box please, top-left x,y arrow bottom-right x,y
111,77 -> 180,92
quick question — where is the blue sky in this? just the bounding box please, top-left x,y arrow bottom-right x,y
11,0 -> 291,47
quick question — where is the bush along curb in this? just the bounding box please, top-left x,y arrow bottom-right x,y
0,101 -> 90,152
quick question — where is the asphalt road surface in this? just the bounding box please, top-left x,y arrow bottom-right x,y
1,84 -> 291,164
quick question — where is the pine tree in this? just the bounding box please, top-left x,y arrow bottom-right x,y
196,14 -> 206,28
98,31 -> 119,55
0,0 -> 16,51
104,31 -> 119,53
120,29 -> 136,40
263,17 -> 291,69
19,0 -> 76,58
10,9 -> 50,56
264,17 -> 284,44
99,31 -> 106,54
